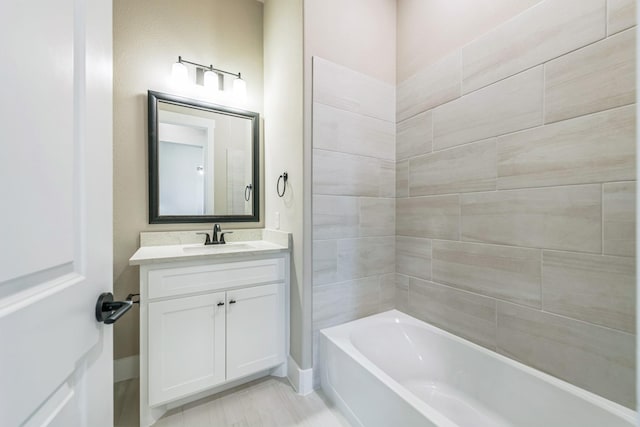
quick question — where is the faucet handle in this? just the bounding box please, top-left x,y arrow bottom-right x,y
219,231 -> 233,244
196,232 -> 211,245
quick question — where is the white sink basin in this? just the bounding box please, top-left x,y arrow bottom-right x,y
182,243 -> 254,253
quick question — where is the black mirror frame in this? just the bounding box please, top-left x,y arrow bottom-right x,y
147,90 -> 260,224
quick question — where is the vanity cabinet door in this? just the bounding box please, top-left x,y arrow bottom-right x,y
148,292 -> 226,406
226,283 -> 285,381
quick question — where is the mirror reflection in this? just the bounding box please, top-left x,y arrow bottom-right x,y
149,91 -> 259,223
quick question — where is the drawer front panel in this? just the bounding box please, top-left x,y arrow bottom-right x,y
147,257 -> 284,299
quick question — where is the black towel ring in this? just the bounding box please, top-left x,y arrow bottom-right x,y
277,172 -> 288,198
244,184 -> 253,201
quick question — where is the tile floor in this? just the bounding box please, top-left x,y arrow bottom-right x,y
114,377 -> 351,427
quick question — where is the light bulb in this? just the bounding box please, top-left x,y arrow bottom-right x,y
171,61 -> 188,85
204,70 -> 218,91
233,75 -> 247,100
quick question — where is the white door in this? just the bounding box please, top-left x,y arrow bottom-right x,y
0,0 -> 113,426
226,283 -> 286,381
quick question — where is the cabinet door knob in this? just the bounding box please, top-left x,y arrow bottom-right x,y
217,302 -> 225,306
229,299 -> 237,304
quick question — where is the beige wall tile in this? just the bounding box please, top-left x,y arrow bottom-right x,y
397,51 -> 461,122
313,195 -> 359,240
604,182 -> 636,257
462,0 -> 606,93
313,283 -> 354,330
347,276 -> 383,319
379,160 -> 396,197
313,57 -> 395,121
410,139 -> 497,196
497,302 -> 635,408
380,273 -> 396,311
313,102 -> 395,160
545,29 -> 635,123
359,198 -> 396,237
313,149 -> 380,196
542,250 -> 635,333
396,236 -> 431,280
608,0 -> 637,35
396,195 -> 460,239
497,105 -> 635,189
396,160 -> 409,198
433,67 -> 544,150
432,240 -> 541,308
461,185 -> 602,252
397,111 -> 433,160
409,278 -> 497,349
313,276 -> 381,331
395,274 -> 410,313
337,237 -> 395,281
313,240 -> 337,286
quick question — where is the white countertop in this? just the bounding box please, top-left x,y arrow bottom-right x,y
129,240 -> 289,266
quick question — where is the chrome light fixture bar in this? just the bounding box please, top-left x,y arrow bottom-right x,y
172,56 -> 246,98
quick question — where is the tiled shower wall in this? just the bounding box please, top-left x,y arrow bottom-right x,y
311,57 -> 396,379
395,0 -> 636,408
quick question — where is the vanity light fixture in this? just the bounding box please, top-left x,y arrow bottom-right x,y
171,60 -> 188,85
171,56 -> 246,97
233,73 -> 247,99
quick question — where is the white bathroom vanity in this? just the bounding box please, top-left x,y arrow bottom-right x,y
130,230 -> 290,426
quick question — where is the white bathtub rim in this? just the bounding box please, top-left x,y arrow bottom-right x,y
319,328 -> 458,427
320,309 -> 636,424
320,314 -> 473,427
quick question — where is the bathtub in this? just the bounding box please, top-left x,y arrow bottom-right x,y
319,310 -> 635,427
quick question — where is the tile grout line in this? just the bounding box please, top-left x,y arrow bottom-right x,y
540,249 -> 545,312
494,297 -> 499,352
430,239 -> 434,281
401,180 -> 623,200
601,183 -> 605,255
458,193 -> 462,242
542,62 -> 546,124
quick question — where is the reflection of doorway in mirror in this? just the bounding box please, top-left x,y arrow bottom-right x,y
158,110 -> 216,215
159,140 -> 204,215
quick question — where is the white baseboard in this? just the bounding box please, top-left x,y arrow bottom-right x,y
114,355 -> 139,383
286,354 -> 314,396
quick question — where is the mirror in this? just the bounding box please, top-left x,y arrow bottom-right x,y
148,91 -> 259,223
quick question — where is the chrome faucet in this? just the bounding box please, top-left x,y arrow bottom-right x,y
197,224 -> 233,245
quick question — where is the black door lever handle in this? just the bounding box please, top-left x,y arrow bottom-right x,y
96,292 -> 134,324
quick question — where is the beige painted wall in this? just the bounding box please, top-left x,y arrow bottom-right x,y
304,0 -> 396,85
396,0 -> 543,83
263,0 -> 306,368
113,0 -> 264,359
